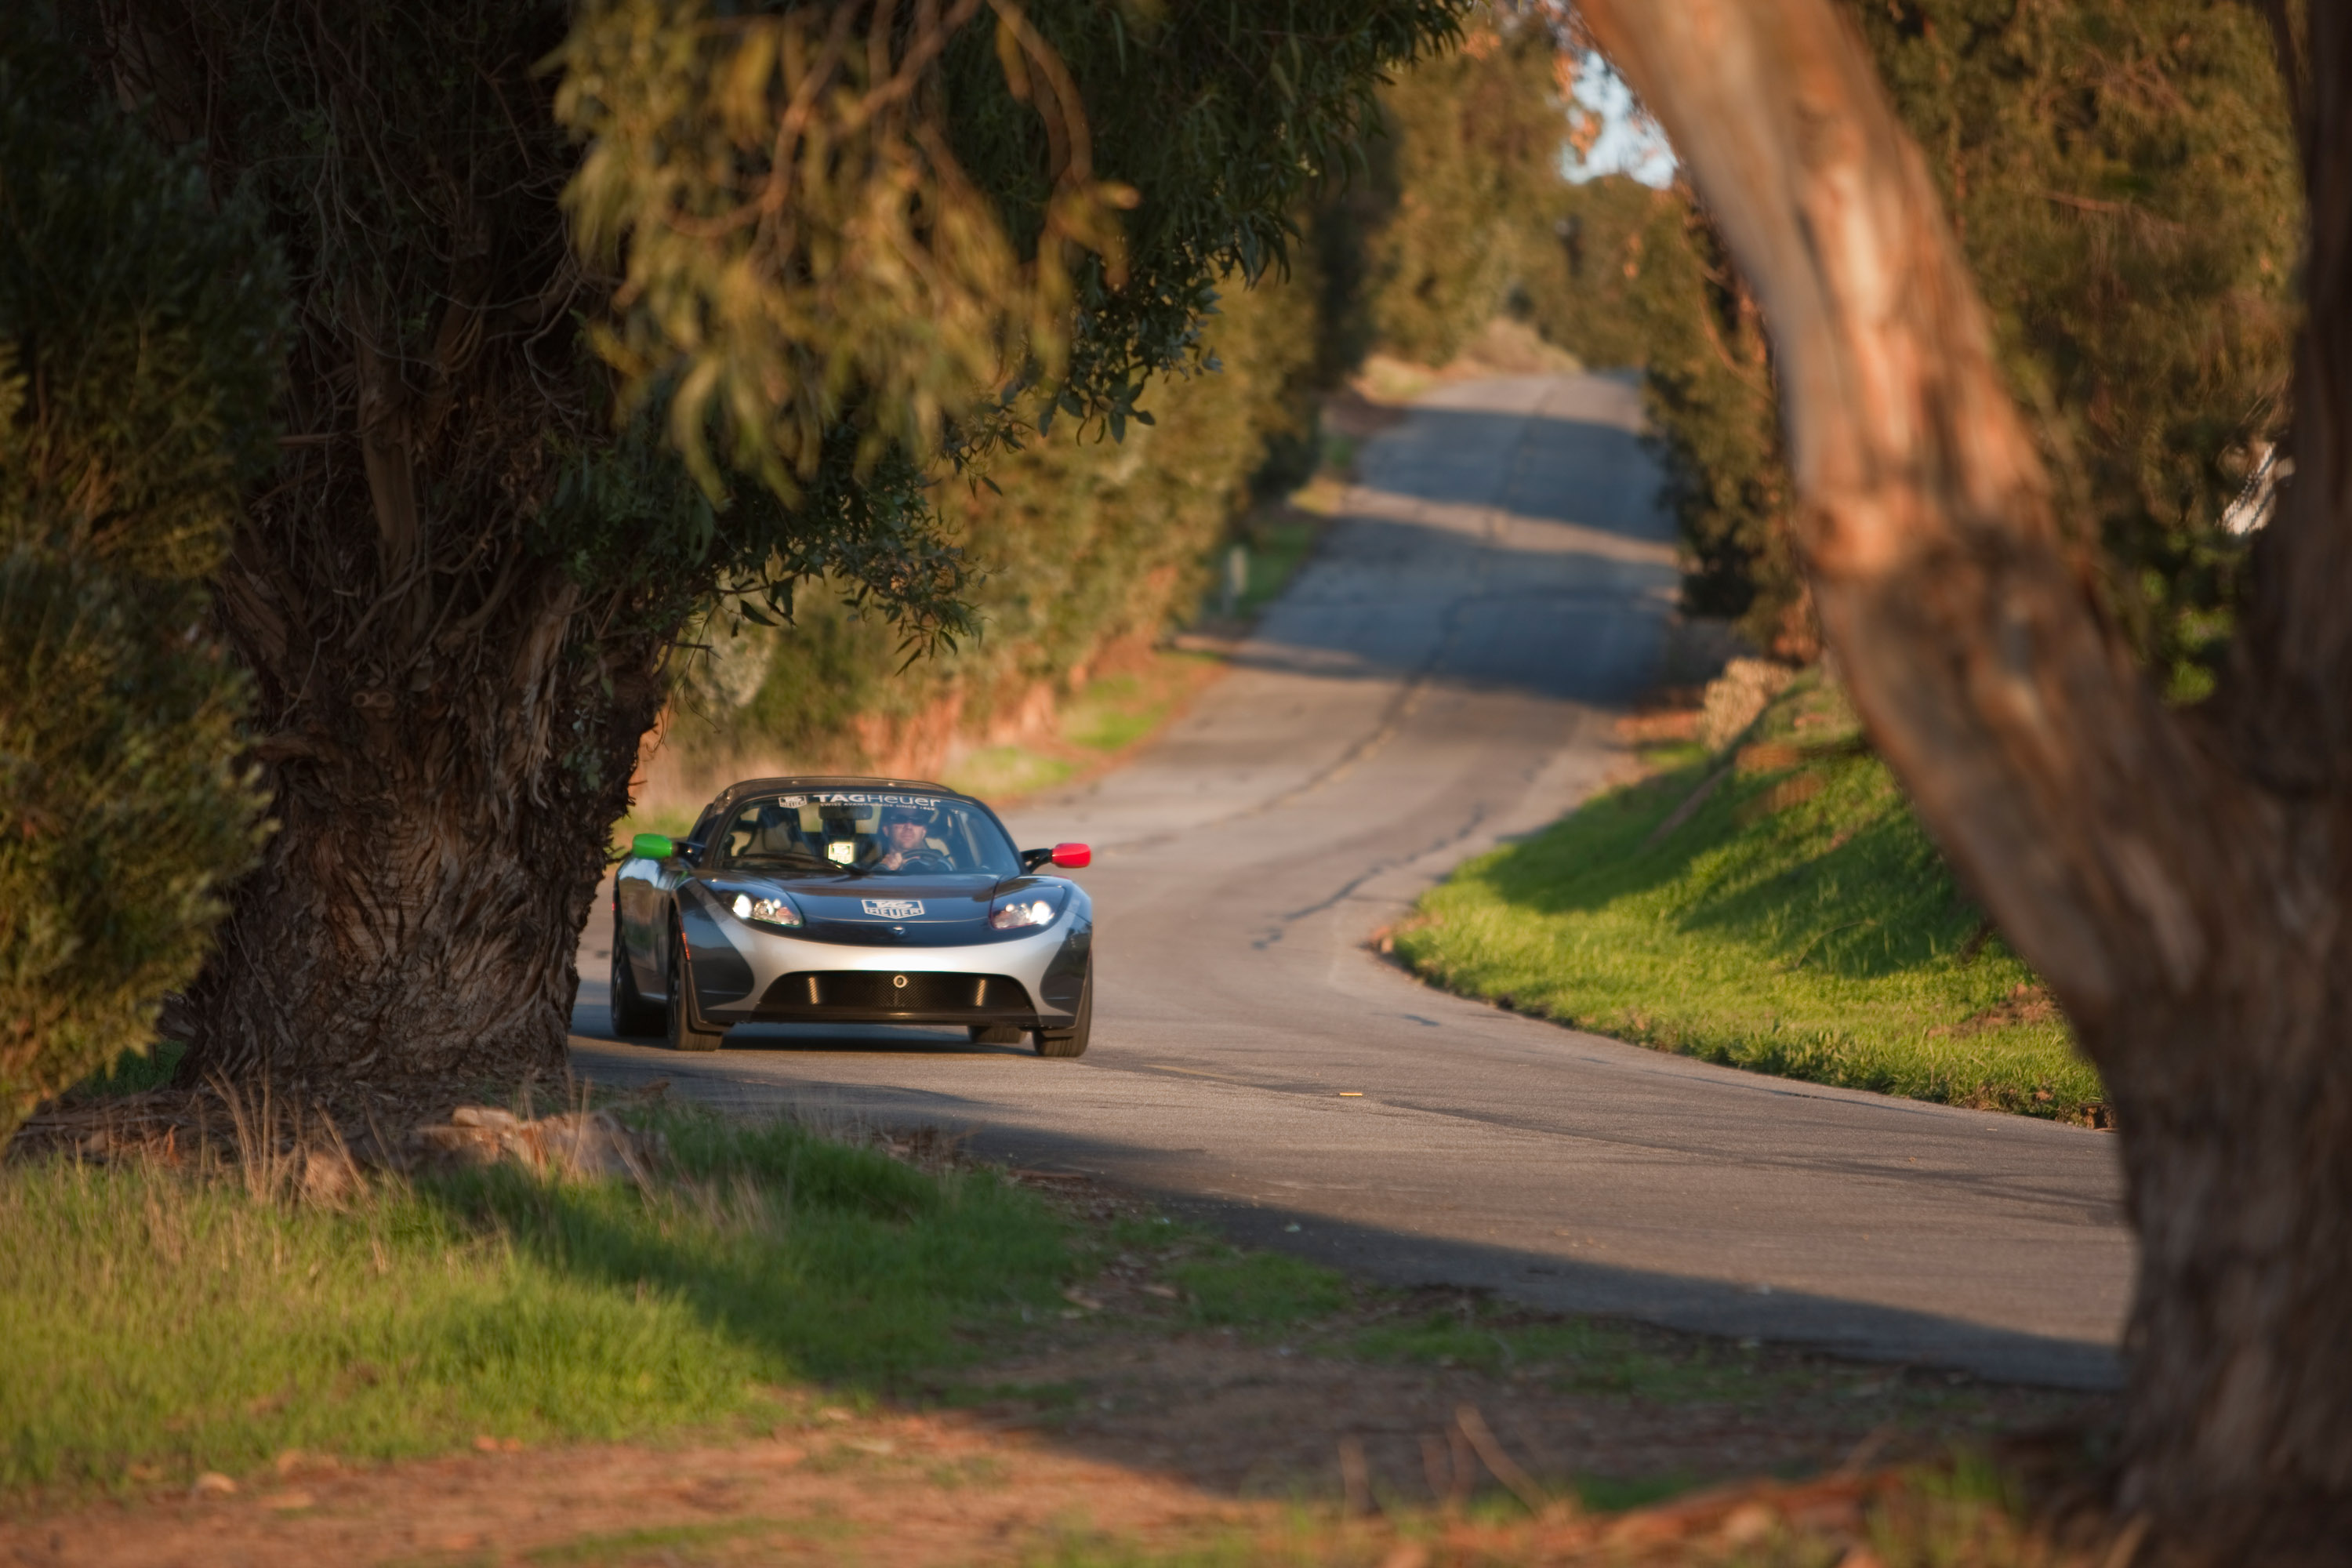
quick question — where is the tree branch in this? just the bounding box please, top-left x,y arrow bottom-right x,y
1573,0 -> 2264,1040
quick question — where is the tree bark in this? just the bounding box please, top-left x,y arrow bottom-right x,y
92,0 -> 676,1086
176,564 -> 666,1083
1577,0 -> 2352,1555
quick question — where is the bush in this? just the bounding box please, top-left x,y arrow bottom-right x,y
1625,194 -> 1813,658
1312,16 -> 1580,375
662,260 -> 1319,774
1358,21 -> 1571,367
0,20 -> 281,1135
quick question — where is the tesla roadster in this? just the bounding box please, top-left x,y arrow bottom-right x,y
608,777 -> 1094,1057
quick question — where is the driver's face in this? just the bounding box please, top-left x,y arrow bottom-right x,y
884,818 -> 928,848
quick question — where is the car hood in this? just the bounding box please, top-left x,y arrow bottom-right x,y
699,870 -> 1069,946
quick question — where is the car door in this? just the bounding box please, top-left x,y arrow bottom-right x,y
615,853 -> 662,997
651,803 -> 726,996
622,804 -> 719,999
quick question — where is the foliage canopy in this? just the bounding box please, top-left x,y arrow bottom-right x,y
557,0 -> 1465,515
0,17 -> 278,1134
67,0 -> 1475,1086
1588,0 -> 2299,673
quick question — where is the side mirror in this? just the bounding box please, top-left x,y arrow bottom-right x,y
1051,842 -> 1091,869
633,833 -> 700,862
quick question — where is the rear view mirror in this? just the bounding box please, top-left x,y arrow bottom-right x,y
631,832 -> 676,860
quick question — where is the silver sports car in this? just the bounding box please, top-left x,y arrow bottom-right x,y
608,776 -> 1094,1057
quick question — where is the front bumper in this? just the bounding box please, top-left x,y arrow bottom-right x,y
684,897 -> 1091,1029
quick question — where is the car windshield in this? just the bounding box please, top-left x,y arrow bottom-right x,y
711,790 -> 1019,877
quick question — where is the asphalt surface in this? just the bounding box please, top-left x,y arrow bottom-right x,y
571,371 -> 2134,1389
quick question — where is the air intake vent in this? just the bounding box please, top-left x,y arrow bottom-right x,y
762,971 -> 1033,1017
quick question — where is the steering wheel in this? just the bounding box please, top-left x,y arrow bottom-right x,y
891,848 -> 953,873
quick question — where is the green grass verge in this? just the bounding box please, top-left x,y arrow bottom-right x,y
1237,517 -> 1320,615
1396,674 -> 2104,1122
942,652 -> 1221,803
1,1109 -> 1071,1498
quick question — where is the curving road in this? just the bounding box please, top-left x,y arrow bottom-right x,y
571,371 -> 2134,1389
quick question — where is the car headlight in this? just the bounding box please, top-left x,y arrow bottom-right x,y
989,891 -> 1063,930
728,891 -> 802,928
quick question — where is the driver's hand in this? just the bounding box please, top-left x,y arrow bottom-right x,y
880,850 -> 904,869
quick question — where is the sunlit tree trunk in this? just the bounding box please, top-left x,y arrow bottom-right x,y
1578,0 -> 2352,1555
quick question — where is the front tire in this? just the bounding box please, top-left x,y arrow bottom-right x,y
1033,971 -> 1091,1059
610,920 -> 664,1037
666,926 -> 728,1053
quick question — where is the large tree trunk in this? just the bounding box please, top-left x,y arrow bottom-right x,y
176,566 -> 664,1083
1578,0 -> 2352,1556
93,0 -> 674,1083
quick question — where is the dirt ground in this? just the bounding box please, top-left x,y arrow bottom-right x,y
936,1314 -> 2090,1507
5,1342 -> 2105,1568
942,1174 -> 2101,1505
8,1415 -> 1251,1568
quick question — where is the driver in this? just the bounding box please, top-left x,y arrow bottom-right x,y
870,803 -> 949,872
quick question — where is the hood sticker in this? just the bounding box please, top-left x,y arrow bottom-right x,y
861,898 -> 924,919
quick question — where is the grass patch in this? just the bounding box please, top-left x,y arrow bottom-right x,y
1071,1214 -> 1353,1336
1193,510 -> 1327,626
0,1107 -> 1071,1500
1236,517 -> 1320,614
1347,1308 -> 1786,1404
946,745 -> 1081,801
942,650 -> 1223,804
1168,1249 -> 1351,1330
1395,673 -> 2104,1123
1064,670 -> 1196,753
1056,1218 -> 2008,1430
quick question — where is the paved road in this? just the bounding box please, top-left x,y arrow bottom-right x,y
572,372 -> 2135,1389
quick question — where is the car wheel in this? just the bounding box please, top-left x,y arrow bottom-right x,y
968,1022 -> 1025,1046
609,921 -> 664,1037
666,924 -> 728,1053
1032,970 -> 1091,1059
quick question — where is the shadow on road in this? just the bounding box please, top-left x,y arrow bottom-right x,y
566,1049 -> 2120,1392
1353,405 -> 1669,539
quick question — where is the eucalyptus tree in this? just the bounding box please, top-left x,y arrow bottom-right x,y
1583,0 -> 2352,1555
74,0 -> 1462,1084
